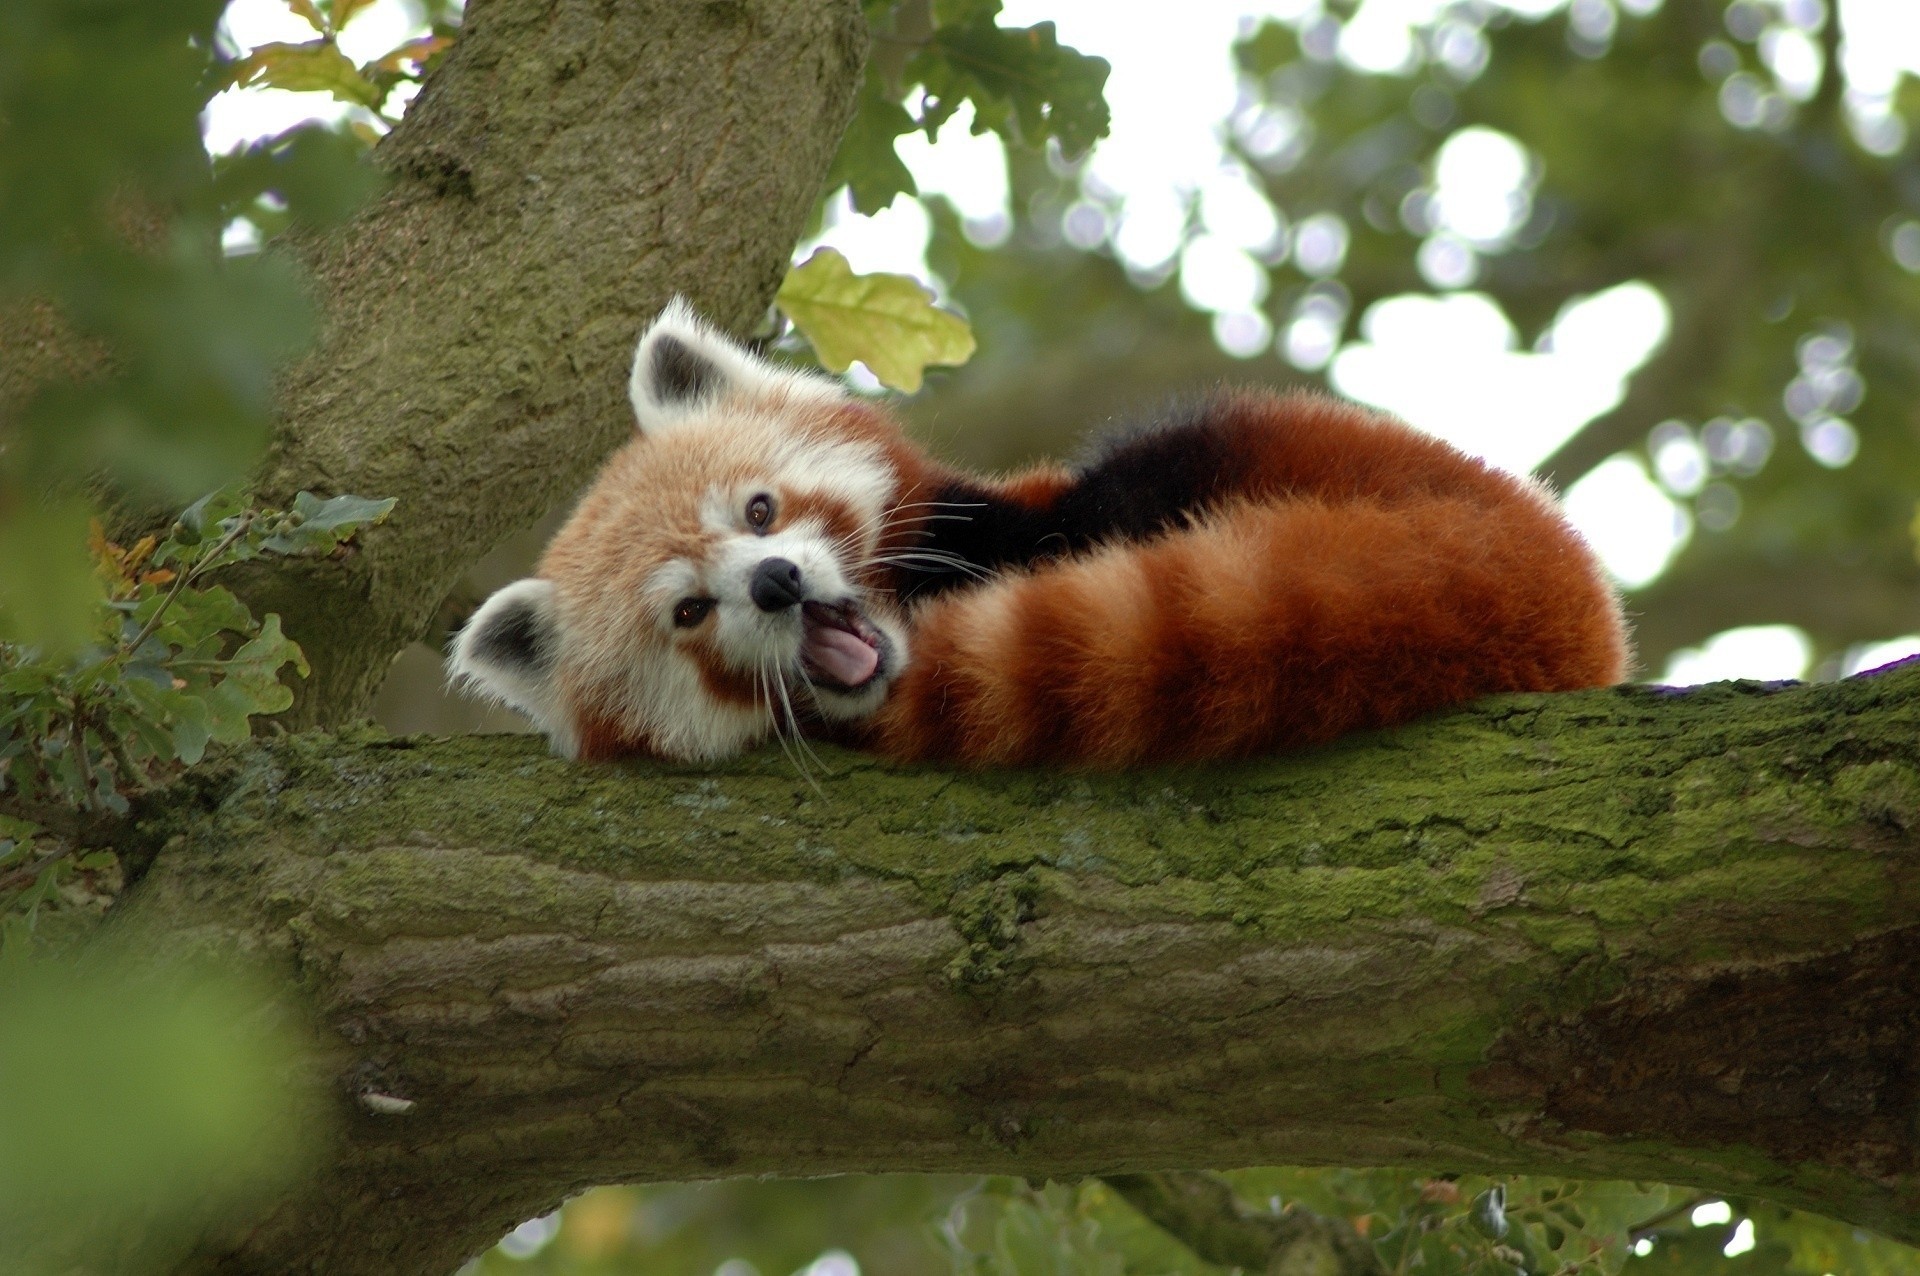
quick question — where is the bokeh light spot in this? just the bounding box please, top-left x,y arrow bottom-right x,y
1563,455 -> 1691,588
1665,628 -> 1813,685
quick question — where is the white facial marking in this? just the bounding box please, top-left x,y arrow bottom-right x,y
767,434 -> 894,534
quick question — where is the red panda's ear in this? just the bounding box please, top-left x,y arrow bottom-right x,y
446,578 -> 577,757
628,297 -> 843,436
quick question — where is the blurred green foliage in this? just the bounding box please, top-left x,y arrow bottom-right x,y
0,6 -> 390,1259
0,943 -> 323,1274
465,1171 -> 1920,1276
0,0 -> 381,654
464,1177 -> 970,1276
1226,1 -> 1920,663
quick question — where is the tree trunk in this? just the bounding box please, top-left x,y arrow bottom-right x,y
239,0 -> 867,729
122,662 -> 1920,1273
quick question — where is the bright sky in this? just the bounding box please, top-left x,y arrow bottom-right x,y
207,0 -> 1920,685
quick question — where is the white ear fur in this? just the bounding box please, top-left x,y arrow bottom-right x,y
446,578 -> 577,756
628,297 -> 841,435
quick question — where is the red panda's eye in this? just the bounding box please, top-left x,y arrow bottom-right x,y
746,493 -> 775,531
672,597 -> 715,628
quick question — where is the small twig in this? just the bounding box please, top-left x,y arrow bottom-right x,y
98,711 -> 152,793
68,712 -> 103,813
123,513 -> 254,657
0,843 -> 72,900
0,795 -> 123,848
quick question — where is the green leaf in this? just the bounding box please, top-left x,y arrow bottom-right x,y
294,491 -> 398,533
367,35 -> 452,76
177,488 -> 249,543
283,0 -> 328,34
329,0 -> 381,30
1472,1185 -> 1510,1239
0,947 -> 319,1265
912,17 -> 1111,157
827,84 -> 921,215
777,248 -> 976,392
222,612 -> 308,701
114,700 -> 178,764
226,40 -> 385,110
931,0 -> 1002,23
200,680 -> 259,745
1234,19 -> 1302,78
121,667 -> 216,765
169,693 -> 213,766
256,491 -> 397,555
134,583 -> 252,650
213,127 -> 387,233
5,855 -> 72,917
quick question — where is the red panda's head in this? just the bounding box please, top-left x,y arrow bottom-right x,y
449,301 -> 920,761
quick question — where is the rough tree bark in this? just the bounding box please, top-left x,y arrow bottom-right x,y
236,0 -> 867,729
120,662 -> 1920,1273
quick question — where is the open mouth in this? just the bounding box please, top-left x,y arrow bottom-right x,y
799,599 -> 884,691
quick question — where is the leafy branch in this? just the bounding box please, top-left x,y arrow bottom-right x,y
222,0 -> 453,138
829,0 -> 1111,215
0,488 -> 395,952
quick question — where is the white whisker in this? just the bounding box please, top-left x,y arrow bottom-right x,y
758,656 -> 810,786
770,659 -> 829,797
872,551 -> 996,581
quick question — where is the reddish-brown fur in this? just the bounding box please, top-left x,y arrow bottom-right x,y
525,375 -> 1623,768
453,302 -> 1628,768
857,392 -> 1627,767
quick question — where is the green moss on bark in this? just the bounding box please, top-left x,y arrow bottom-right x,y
116,665 -> 1920,1273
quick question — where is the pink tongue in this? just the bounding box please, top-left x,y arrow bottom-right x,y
806,624 -> 879,686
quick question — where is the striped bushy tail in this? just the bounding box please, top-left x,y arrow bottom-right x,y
869,398 -> 1627,768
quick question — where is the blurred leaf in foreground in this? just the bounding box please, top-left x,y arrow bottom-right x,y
0,944 -> 325,1273
0,0 -> 384,658
0,499 -> 100,655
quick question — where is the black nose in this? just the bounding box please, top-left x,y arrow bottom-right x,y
749,557 -> 804,612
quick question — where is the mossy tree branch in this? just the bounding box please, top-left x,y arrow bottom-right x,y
121,662 -> 1920,1273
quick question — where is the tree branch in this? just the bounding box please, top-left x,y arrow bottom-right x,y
238,0 -> 868,729
115,662 -> 1920,1273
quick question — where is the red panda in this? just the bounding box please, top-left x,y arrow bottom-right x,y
449,300 -> 1629,768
